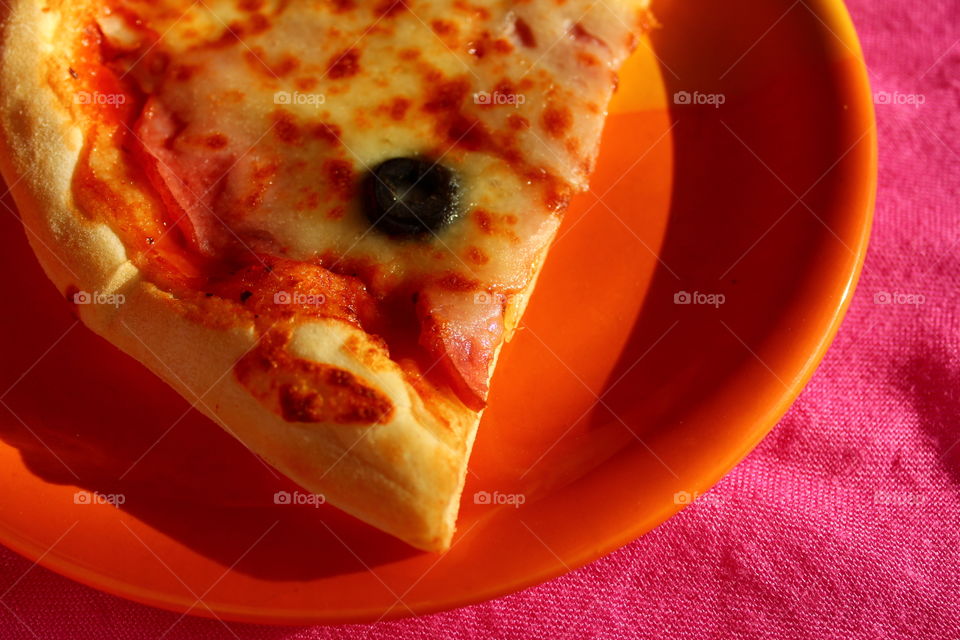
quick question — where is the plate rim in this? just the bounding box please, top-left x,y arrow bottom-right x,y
0,0 -> 877,625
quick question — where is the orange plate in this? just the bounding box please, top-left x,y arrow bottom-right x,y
0,0 -> 875,625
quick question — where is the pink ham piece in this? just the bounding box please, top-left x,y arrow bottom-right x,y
416,286 -> 505,411
133,97 -> 231,255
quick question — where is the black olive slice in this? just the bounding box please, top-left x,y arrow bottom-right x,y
362,157 -> 460,237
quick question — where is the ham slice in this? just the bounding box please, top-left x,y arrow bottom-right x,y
133,97 -> 231,255
416,286 -> 505,410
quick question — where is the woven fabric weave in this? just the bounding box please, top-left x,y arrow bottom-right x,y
1,0 -> 957,637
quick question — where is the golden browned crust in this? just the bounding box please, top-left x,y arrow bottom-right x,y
0,0 -> 557,551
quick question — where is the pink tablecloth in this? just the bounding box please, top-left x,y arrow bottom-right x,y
2,0 -> 958,637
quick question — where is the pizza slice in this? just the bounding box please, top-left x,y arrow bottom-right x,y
0,0 -> 652,551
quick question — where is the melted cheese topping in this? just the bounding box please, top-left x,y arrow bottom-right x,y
98,0 -> 645,297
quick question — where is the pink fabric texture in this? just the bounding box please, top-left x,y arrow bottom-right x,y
2,0 -> 958,637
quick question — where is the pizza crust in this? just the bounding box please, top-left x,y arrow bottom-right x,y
0,0 -> 537,551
